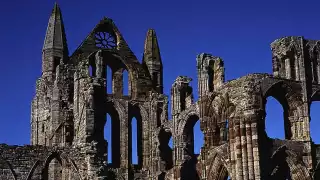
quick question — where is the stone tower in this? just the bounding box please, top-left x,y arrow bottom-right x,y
31,2 -> 71,147
1,3 -> 320,180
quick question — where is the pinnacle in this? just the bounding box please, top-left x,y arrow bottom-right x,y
43,2 -> 68,57
52,2 -> 61,15
144,28 -> 161,59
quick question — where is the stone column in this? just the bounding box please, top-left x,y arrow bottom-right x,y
251,121 -> 260,180
246,121 -> 254,180
112,69 -> 124,97
120,101 -> 129,168
234,119 -> 243,180
229,118 -> 236,179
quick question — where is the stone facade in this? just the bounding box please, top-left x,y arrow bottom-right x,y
1,3 -> 320,180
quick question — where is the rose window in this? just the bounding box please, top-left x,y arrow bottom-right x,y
95,31 -> 116,49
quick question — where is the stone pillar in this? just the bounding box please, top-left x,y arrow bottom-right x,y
233,119 -> 243,180
95,51 -> 104,79
229,118 -> 236,179
240,119 -> 248,180
229,109 -> 262,180
246,121 -> 254,180
285,58 -> 291,79
251,121 -> 260,180
120,101 -> 129,168
113,69 -> 124,97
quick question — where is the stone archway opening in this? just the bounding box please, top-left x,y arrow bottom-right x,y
182,114 -> 203,158
47,158 -> 62,180
106,65 -> 112,94
104,105 -> 121,168
131,117 -> 138,165
205,153 -> 231,180
43,154 -> 63,180
128,106 -> 143,169
265,96 -> 285,139
88,51 -> 132,96
263,82 -> 291,140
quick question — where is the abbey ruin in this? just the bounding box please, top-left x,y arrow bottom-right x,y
1,3 -> 320,180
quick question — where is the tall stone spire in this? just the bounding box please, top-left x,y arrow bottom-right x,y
42,2 -> 69,73
142,29 -> 163,93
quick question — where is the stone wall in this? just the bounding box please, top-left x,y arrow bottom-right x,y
5,2 -> 320,180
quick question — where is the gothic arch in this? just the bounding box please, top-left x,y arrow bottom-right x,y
261,79 -> 293,139
59,152 -> 83,180
27,152 -> 82,180
26,160 -> 41,180
200,146 -> 231,180
112,99 -> 127,122
0,157 -> 16,180
130,102 -> 149,123
87,50 -> 133,96
42,151 -> 64,180
285,150 -> 311,180
102,99 -> 124,167
177,103 -> 200,135
128,102 -> 144,167
269,146 -> 311,180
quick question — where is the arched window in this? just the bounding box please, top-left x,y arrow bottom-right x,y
48,158 -> 62,180
208,60 -> 214,92
104,107 -> 121,167
106,66 -> 112,94
264,82 -> 290,140
129,106 -> 143,168
123,69 -> 129,96
105,114 -> 112,163
131,117 -> 138,165
265,97 -> 285,139
183,115 -> 203,157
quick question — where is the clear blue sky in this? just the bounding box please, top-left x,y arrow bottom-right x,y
1,0 -> 320,163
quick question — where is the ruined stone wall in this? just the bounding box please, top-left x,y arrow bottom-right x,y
0,144 -> 87,180
9,3 -> 320,180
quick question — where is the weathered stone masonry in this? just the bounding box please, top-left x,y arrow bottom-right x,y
1,3 -> 320,180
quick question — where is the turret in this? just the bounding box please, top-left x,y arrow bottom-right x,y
142,29 -> 163,93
